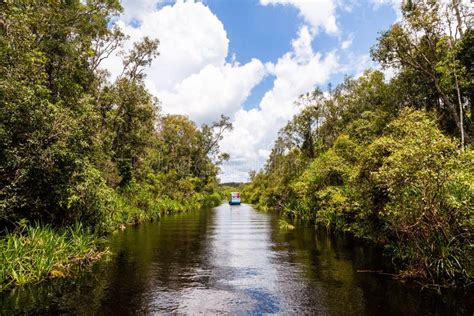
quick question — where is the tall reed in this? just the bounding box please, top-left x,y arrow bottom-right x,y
0,223 -> 106,290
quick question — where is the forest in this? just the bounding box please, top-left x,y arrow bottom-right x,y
0,1 -> 229,288
0,0 -> 472,292
243,1 -> 473,287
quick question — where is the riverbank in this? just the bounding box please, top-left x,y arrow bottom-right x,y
1,204 -> 472,315
0,191 -> 224,291
0,224 -> 106,290
243,197 -> 473,290
243,108 -> 473,289
1,1 -> 233,292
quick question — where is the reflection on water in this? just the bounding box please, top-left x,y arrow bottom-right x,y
0,204 -> 472,315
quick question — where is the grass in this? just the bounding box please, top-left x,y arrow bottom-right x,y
0,223 -> 107,291
279,219 -> 295,231
0,190 -> 225,290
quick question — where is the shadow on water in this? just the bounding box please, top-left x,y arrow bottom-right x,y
0,203 -> 472,315
269,219 -> 473,315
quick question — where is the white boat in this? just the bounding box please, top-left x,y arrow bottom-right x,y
229,192 -> 241,205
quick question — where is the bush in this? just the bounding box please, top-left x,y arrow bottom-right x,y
290,134 -> 357,223
270,109 -> 473,285
357,109 -> 473,285
0,223 -> 106,290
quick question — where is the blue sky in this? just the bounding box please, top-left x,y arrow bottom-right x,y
205,0 -> 397,111
207,0 -> 301,110
107,0 -> 400,182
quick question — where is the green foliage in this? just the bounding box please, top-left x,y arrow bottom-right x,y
0,0 -> 230,288
111,78 -> 158,186
0,0 -> 228,226
246,1 -> 473,287
251,103 -> 473,286
362,109 -> 473,284
248,39 -> 473,287
278,219 -> 295,231
0,223 -> 106,290
371,0 -> 472,143
0,0 -> 122,224
290,134 -> 357,225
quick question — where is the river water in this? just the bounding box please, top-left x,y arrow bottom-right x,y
1,203 -> 472,315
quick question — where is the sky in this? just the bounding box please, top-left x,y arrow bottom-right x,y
103,0 -> 402,182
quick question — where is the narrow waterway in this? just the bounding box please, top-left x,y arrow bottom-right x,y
1,203 -> 471,314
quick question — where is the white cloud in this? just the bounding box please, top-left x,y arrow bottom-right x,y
118,0 -> 159,23
338,53 -> 374,78
159,59 -> 266,124
219,26 -> 339,182
102,1 -> 265,125
104,1 -> 229,90
260,0 -> 338,35
105,0 -> 343,182
341,34 -> 353,49
381,66 -> 398,81
371,0 -> 401,10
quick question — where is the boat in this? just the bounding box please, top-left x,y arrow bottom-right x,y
229,192 -> 241,205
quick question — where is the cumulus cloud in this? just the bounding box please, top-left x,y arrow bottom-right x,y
118,0 -> 160,23
341,33 -> 353,49
337,52 -> 374,78
372,0 -> 401,9
159,59 -> 266,124
260,0 -> 338,35
105,0 -> 343,182
219,26 -> 339,182
102,0 -> 266,125
103,1 -> 229,85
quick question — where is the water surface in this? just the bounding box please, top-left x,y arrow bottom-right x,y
1,203 -> 471,314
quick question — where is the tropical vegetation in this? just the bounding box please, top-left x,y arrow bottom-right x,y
0,0 -> 228,288
243,0 -> 473,287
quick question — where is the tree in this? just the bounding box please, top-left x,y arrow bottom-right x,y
357,109 -> 473,283
0,0 -> 122,224
110,37 -> 160,186
111,79 -> 158,186
201,114 -> 232,165
156,115 -> 202,178
371,0 -> 472,145
283,89 -> 325,159
0,0 -> 229,231
120,37 -> 159,83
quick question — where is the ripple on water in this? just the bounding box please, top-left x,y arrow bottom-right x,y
0,203 -> 472,315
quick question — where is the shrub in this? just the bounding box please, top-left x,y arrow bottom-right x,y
290,134 -> 357,222
0,223 -> 106,290
357,109 -> 473,285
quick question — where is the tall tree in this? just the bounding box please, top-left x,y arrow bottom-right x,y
0,0 -> 122,223
111,37 -> 160,186
371,0 -> 472,145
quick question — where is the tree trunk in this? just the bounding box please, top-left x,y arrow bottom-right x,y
452,0 -> 464,38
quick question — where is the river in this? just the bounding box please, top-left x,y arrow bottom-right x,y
0,203 -> 471,314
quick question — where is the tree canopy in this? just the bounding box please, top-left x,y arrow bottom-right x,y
0,0 -> 230,230
244,0 -> 473,286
